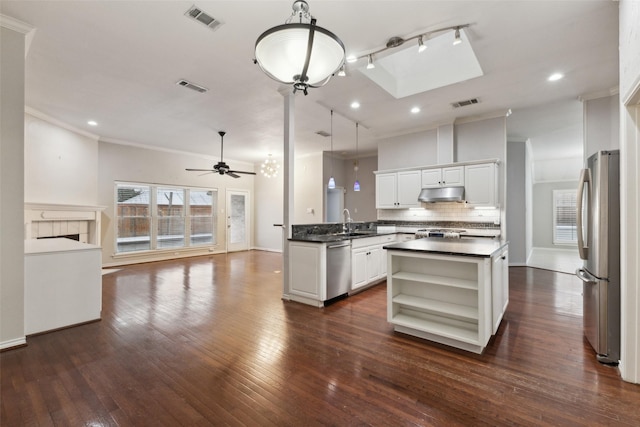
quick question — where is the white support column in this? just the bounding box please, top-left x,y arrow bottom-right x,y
282,89 -> 295,298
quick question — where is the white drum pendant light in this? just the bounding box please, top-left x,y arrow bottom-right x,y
254,0 -> 345,95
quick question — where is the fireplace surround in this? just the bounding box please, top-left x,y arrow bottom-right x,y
25,203 -> 106,245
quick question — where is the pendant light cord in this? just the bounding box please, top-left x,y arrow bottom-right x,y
330,109 -> 334,177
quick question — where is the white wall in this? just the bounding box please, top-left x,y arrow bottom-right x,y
531,181 -> 578,249
0,23 -> 27,349
343,155 -> 377,222
619,0 -> 640,384
584,93 -> 620,158
377,129 -> 437,170
507,141 -> 527,264
24,112 -> 99,205
98,141 -> 255,267
294,152 -> 323,224
254,164 -> 284,252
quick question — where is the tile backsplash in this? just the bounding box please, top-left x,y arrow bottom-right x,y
378,202 -> 500,223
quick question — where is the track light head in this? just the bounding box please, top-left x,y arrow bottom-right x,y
453,27 -> 462,45
366,54 -> 375,69
418,35 -> 427,53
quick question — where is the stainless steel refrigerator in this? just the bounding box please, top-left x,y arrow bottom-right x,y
576,150 -> 620,364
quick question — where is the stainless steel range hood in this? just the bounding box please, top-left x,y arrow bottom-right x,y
418,186 -> 465,203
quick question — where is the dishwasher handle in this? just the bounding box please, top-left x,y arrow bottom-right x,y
327,242 -> 351,249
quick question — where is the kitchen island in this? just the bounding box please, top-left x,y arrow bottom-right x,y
383,238 -> 508,354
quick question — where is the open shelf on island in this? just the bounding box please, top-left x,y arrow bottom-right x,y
391,271 -> 477,290
392,293 -> 478,321
391,313 -> 479,344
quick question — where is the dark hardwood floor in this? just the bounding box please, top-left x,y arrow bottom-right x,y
2,251 -> 639,426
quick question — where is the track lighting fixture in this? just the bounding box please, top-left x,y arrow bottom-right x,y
337,64 -> 346,77
344,24 -> 469,67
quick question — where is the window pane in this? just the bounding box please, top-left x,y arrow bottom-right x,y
230,194 -> 246,244
157,188 -> 185,249
190,189 -> 215,245
553,190 -> 577,244
116,185 -> 151,252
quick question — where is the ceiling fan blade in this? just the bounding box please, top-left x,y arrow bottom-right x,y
186,168 -> 215,172
226,171 -> 241,178
229,170 -> 257,175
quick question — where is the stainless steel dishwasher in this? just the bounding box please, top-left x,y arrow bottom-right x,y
326,241 -> 351,300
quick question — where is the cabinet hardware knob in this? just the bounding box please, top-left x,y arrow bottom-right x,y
501,256 -> 506,260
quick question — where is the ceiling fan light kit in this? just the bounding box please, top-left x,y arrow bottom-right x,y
185,131 -> 256,178
254,0 -> 345,95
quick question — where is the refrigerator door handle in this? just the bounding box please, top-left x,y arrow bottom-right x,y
577,168 -> 591,260
576,268 -> 597,284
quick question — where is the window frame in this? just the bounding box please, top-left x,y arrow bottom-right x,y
114,182 -> 218,255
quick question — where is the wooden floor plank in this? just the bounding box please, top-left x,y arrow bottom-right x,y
2,252 -> 640,426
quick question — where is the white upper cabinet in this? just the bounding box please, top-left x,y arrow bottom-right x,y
376,170 -> 421,209
464,163 -> 497,207
421,166 -> 464,188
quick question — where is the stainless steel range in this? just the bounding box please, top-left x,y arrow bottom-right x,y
415,228 -> 467,239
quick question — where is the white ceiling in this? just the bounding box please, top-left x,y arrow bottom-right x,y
1,1 -> 619,165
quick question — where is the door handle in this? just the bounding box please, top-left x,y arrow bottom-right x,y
576,168 -> 591,260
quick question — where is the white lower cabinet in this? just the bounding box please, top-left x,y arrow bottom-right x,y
351,235 -> 395,292
288,241 -> 326,307
492,247 -> 509,334
387,245 -> 508,354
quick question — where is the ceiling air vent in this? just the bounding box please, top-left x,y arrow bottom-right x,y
316,130 -> 330,137
451,98 -> 480,108
185,5 -> 223,31
176,79 -> 208,94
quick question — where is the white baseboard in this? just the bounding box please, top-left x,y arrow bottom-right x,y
1,336 -> 27,350
251,246 -> 283,253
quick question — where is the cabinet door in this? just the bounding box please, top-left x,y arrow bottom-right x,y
396,170 -> 422,207
376,173 -> 398,208
366,247 -> 380,282
421,169 -> 442,188
442,166 -> 464,186
501,249 -> 509,315
465,163 -> 496,206
378,245 -> 388,278
491,252 -> 503,334
351,248 -> 368,290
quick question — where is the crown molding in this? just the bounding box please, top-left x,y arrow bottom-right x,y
577,87 -> 619,102
25,107 -> 99,141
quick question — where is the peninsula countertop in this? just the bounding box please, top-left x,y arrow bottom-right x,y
383,237 -> 507,258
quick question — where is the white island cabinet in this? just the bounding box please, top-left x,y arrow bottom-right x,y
25,238 -> 102,335
385,239 -> 508,354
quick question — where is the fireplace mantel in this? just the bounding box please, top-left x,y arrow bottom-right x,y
25,203 -> 106,245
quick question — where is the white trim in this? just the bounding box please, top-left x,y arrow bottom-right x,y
251,246 -> 283,253
0,14 -> 34,34
578,87 -> 619,102
25,107 -> 99,140
0,337 -> 27,350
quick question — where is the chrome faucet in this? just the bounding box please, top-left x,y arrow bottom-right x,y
342,208 -> 351,233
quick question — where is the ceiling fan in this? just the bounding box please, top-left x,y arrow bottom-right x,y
186,131 -> 256,178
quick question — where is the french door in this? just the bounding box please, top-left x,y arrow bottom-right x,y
226,190 -> 250,252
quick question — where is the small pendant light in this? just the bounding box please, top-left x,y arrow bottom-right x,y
328,109 -> 336,189
354,122 -> 360,192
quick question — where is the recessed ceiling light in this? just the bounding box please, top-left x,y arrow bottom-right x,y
548,73 -> 564,82
351,101 -> 360,109
411,107 -> 421,114
87,120 -> 98,126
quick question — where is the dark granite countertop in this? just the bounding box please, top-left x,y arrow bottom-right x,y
383,237 -> 507,258
289,231 -> 395,243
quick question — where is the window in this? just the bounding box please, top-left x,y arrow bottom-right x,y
157,187 -> 185,249
116,184 -> 151,252
190,190 -> 216,246
553,189 -> 577,245
115,183 -> 217,254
